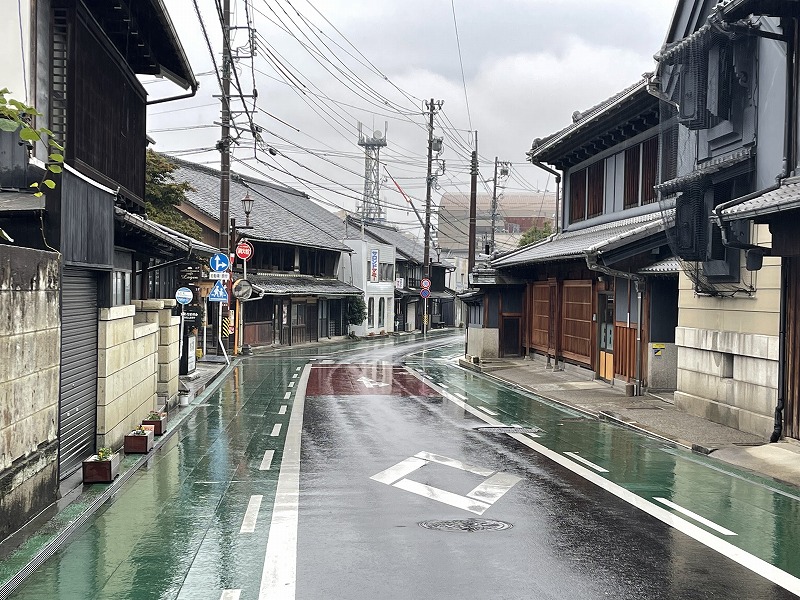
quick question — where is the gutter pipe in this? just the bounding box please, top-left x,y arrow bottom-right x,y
585,253 -> 645,396
146,81 -> 199,106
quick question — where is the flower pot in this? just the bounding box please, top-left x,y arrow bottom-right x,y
124,429 -> 154,454
82,452 -> 120,484
142,414 -> 167,436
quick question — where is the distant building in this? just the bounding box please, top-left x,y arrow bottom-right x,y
437,192 -> 557,258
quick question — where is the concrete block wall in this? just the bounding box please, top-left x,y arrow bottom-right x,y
466,327 -> 499,360
646,342 -> 677,391
97,305 -> 159,450
134,299 -> 180,407
674,326 -> 778,438
0,247 -> 60,542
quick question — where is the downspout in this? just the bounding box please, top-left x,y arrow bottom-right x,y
772,257 -> 787,442
529,160 -> 562,234
585,253 -> 645,395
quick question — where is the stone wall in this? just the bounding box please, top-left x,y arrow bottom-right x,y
647,342 -> 678,391
96,305 -> 159,450
0,247 -> 60,542
466,327 -> 499,360
134,300 -> 180,406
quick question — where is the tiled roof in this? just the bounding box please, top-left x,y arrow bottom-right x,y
168,156 -> 350,252
527,79 -> 650,161
718,176 -> 800,221
344,217 -> 425,263
492,210 -> 667,268
638,257 -> 680,274
114,208 -> 218,256
248,273 -> 362,296
655,147 -> 754,195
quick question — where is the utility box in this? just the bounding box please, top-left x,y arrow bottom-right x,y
180,332 -> 197,375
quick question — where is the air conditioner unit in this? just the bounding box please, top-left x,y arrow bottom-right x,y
674,191 -> 708,262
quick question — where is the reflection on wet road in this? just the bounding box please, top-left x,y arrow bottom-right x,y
7,332 -> 800,599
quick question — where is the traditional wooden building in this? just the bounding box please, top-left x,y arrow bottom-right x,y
470,80 -> 678,392
171,158 -> 363,347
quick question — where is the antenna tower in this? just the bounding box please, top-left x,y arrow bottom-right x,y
357,122 -> 388,221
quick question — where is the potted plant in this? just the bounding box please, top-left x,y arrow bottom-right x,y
142,410 -> 168,436
124,425 -> 155,454
82,447 -> 120,483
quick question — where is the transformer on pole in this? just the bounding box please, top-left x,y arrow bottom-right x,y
357,122 -> 388,222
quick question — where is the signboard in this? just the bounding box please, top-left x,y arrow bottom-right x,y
395,277 -> 405,289
236,241 -> 254,261
370,249 -> 379,282
209,271 -> 230,281
186,335 -> 196,372
208,280 -> 229,303
653,343 -> 666,357
420,288 -> 431,299
421,278 -> 431,289
175,287 -> 193,305
232,279 -> 253,300
210,252 -> 230,272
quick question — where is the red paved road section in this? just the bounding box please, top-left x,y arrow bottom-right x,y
307,365 -> 440,397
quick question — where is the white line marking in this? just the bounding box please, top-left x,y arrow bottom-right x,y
654,497 -> 737,536
563,452 -> 609,473
284,392 -> 291,400
270,424 -> 282,437
393,478 -> 490,515
259,363 -> 310,600
370,457 -> 428,485
292,373 -> 298,379
439,383 -> 449,388
466,472 -> 523,503
410,366 -> 800,596
220,591 -> 241,600
295,366 -> 301,371
454,392 -> 468,401
288,381 -> 295,388
259,450 -> 275,471
240,495 -> 263,533
477,405 -> 499,416
279,405 -> 287,415
414,451 -> 494,476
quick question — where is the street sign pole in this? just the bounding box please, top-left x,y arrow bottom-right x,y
179,304 -> 184,361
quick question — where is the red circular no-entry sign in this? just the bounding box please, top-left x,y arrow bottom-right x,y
235,241 -> 254,261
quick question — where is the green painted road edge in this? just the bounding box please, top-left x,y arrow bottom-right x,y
0,360 -> 239,600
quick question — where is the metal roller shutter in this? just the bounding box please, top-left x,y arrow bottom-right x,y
58,269 -> 98,478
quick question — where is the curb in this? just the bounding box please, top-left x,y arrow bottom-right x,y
0,361 -> 235,600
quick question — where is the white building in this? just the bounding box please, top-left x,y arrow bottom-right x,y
341,239 -> 396,336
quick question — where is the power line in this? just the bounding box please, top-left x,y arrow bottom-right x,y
450,0 -> 472,131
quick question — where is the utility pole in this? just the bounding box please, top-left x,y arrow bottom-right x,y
218,0 -> 232,253
491,156 -> 498,255
423,98 -> 443,335
468,131 -> 478,277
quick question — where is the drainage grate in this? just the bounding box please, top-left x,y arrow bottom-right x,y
475,425 -> 542,435
419,518 -> 513,533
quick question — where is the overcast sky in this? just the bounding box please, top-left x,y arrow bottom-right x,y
147,0 -> 677,238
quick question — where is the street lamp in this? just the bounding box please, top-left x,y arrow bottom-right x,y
242,192 -> 254,227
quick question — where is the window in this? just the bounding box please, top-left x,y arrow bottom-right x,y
379,262 -> 394,281
587,162 -> 604,218
112,271 -> 131,306
641,137 -> 659,205
569,168 -> 587,223
623,145 -> 641,209
368,297 -> 375,327
378,298 -> 385,327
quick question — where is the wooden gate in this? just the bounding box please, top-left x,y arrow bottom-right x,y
561,281 -> 592,366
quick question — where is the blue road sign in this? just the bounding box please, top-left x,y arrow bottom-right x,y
210,252 -> 230,272
420,288 -> 431,299
208,280 -> 229,303
175,287 -> 193,305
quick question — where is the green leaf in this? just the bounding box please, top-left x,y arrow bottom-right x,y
8,99 -> 26,110
19,127 -> 40,142
42,179 -> 56,189
39,127 -> 53,137
48,139 -> 65,151
0,97 -> 6,105
0,118 -> 20,132
0,227 -> 14,243
33,191 -> 43,198
47,164 -> 63,174
0,88 -> 10,95
30,182 -> 39,188
48,153 -> 64,163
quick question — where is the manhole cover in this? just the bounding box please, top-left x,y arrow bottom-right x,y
419,518 -> 513,532
475,425 -> 542,435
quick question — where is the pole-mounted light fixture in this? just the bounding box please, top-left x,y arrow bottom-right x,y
242,192 -> 254,227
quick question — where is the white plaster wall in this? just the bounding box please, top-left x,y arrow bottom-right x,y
0,0 -> 31,103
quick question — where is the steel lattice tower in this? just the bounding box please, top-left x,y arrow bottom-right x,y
357,122 -> 387,222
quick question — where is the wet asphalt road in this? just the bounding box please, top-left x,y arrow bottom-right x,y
7,332 -> 800,599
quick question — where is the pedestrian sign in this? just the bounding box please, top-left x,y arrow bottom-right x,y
208,280 -> 229,303
210,252 -> 230,272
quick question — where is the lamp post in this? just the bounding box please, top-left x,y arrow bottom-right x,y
238,190 -> 255,356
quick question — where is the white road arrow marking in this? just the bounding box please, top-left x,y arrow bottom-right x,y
357,376 -> 390,389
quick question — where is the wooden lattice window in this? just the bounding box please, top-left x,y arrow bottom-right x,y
587,161 -> 604,218
624,145 -> 641,209
569,169 -> 587,223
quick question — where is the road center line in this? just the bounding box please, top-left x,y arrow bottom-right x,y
259,363 -> 310,600
240,495 -> 263,533
654,497 -> 737,536
563,452 -> 609,473
259,450 -> 275,471
279,405 -> 287,415
270,424 -> 282,437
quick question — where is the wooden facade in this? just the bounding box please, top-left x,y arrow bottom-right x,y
785,257 -> 800,439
